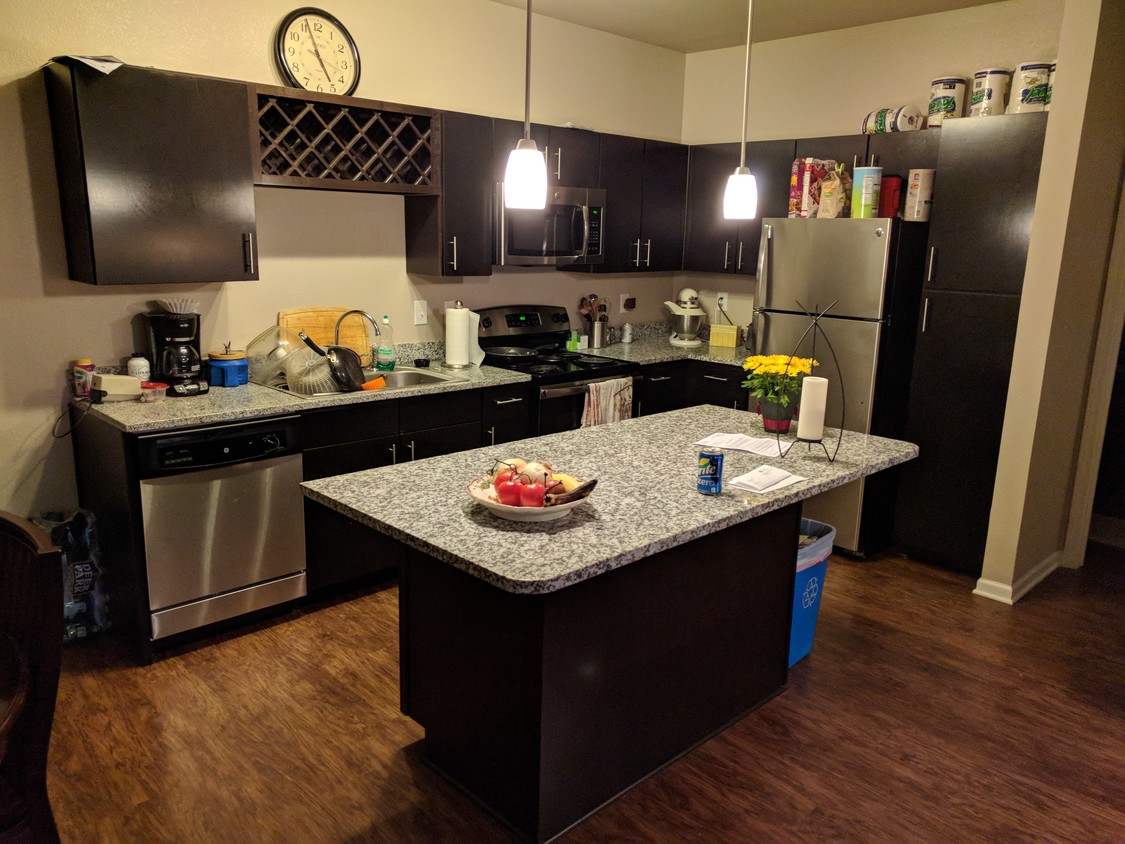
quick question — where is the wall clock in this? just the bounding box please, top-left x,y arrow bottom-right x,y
275,7 -> 361,96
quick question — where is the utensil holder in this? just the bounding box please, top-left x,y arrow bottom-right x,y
591,322 -> 606,349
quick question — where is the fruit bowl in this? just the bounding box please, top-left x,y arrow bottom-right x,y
467,475 -> 589,522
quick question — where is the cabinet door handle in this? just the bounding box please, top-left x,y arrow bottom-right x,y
703,374 -> 729,382
644,238 -> 652,267
554,147 -> 562,180
921,297 -> 930,333
649,376 -> 672,382
926,245 -> 936,283
723,241 -> 731,270
637,400 -> 643,416
448,235 -> 458,272
388,442 -> 397,464
487,426 -> 496,445
242,232 -> 255,275
632,239 -> 641,267
493,397 -> 524,405
407,440 -> 416,461
736,241 -> 744,271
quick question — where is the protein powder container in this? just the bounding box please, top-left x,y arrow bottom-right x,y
928,76 -> 966,126
970,68 -> 1012,116
1010,61 -> 1051,113
127,352 -> 151,381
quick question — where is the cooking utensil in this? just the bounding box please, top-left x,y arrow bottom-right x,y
299,332 -> 365,392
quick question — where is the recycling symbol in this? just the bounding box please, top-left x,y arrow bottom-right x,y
801,575 -> 820,609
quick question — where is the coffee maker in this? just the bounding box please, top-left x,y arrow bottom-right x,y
143,312 -> 210,397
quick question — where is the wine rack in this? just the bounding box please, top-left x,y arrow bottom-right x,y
254,85 -> 439,194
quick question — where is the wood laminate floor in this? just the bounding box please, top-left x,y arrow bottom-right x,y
48,546 -> 1125,843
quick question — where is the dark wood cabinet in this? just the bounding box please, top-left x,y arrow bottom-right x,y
794,134 -> 870,172
924,113 -> 1047,295
545,126 -> 601,187
405,111 -> 494,276
867,130 -> 941,218
634,361 -> 688,417
683,140 -> 794,274
481,383 -> 533,447
686,361 -> 750,410
43,61 -> 258,285
592,135 -> 687,273
895,291 -> 1022,574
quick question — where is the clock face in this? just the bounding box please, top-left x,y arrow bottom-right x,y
276,7 -> 360,96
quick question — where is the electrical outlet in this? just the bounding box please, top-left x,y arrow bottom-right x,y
620,293 -> 635,312
716,292 -> 729,312
413,300 -> 428,325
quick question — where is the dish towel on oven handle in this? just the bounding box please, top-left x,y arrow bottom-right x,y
581,377 -> 633,427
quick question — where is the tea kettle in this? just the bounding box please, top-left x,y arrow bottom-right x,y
664,287 -> 705,347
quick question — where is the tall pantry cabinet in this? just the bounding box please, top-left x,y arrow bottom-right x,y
894,113 -> 1048,575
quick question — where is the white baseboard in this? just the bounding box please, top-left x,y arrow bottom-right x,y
973,551 -> 1061,605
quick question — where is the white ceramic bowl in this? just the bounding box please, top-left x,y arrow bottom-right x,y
466,475 -> 588,522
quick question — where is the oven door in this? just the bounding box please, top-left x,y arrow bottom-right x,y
538,376 -> 630,435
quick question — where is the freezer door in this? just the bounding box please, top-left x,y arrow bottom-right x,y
756,218 -> 893,319
754,311 -> 880,434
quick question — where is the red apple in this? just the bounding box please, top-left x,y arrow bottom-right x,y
519,480 -> 545,507
495,478 -> 524,506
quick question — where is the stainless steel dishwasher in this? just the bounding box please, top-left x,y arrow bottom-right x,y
134,415 -> 305,639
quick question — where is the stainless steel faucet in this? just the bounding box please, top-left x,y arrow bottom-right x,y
334,310 -> 381,366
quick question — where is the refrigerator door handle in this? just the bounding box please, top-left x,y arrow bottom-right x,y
926,245 -> 937,283
751,309 -> 766,354
921,297 -> 930,333
756,223 -> 772,310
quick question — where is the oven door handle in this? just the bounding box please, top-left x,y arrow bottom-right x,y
539,374 -> 630,401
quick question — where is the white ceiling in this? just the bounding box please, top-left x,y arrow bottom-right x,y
486,0 -> 1002,53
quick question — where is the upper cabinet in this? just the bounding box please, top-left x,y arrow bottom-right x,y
405,111 -> 494,276
683,139 -> 794,275
794,134 -> 870,172
591,135 -> 687,273
44,61 -> 258,285
543,125 -> 601,187
923,113 -> 1047,295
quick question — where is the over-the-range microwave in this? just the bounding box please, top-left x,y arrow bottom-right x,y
495,184 -> 605,267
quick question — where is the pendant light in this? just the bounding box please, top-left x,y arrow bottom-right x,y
504,0 -> 548,209
723,0 -> 758,220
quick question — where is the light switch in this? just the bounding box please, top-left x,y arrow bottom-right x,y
413,300 -> 428,325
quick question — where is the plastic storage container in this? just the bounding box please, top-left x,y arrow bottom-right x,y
789,518 -> 836,667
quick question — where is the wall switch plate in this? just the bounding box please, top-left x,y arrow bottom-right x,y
716,292 -> 729,312
620,293 -> 636,312
413,300 -> 428,325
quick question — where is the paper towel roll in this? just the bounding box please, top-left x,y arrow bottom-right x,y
445,306 -> 471,367
468,311 -> 485,366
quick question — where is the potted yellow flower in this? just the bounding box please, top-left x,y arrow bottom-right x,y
741,354 -> 818,433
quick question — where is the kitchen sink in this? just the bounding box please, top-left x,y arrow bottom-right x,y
364,367 -> 463,388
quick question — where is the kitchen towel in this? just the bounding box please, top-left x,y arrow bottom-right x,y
445,305 -> 484,367
581,377 -> 633,427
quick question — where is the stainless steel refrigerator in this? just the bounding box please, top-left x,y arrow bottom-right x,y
752,217 -> 929,555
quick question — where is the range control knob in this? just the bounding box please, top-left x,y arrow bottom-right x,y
481,317 -> 493,330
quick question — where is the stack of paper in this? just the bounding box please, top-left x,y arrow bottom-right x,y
695,432 -> 793,457
728,465 -> 807,494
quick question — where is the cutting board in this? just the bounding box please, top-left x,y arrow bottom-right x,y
278,308 -> 375,366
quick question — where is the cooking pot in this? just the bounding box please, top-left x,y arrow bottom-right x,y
299,332 -> 365,392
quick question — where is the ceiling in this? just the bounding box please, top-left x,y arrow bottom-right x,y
486,0 -> 1002,53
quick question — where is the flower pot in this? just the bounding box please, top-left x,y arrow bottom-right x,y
758,394 -> 797,433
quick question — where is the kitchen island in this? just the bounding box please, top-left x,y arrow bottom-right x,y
301,405 -> 917,842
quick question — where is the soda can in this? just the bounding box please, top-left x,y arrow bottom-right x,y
698,449 -> 724,495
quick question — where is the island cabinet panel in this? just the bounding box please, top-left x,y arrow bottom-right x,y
303,500 -> 403,593
399,503 -> 800,843
43,61 -> 258,285
895,290 -> 1022,574
686,360 -> 750,410
481,383 -> 533,447
587,135 -> 688,273
634,360 -> 688,417
923,113 -> 1047,295
683,140 -> 795,275
404,110 -> 494,276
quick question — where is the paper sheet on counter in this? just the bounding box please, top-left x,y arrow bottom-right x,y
695,432 -> 793,456
728,465 -> 807,494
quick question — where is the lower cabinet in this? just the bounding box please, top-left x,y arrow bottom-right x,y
634,361 -> 687,416
481,383 -> 533,446
686,361 -> 750,410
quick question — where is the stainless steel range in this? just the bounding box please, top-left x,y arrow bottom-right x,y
476,305 -> 638,434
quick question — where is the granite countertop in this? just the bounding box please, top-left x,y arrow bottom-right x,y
591,335 -> 749,367
79,365 -> 530,433
302,405 -> 918,595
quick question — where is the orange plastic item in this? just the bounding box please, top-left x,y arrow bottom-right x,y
361,376 -> 386,391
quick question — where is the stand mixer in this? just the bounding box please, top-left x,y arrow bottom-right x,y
664,287 -> 705,347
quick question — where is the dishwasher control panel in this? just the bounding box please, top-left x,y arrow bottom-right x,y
136,416 -> 301,477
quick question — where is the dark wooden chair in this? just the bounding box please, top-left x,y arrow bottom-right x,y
0,512 -> 62,844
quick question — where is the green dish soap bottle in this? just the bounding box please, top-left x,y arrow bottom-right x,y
376,315 -> 397,371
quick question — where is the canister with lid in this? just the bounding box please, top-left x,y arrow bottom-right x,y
928,76 -> 966,126
970,68 -> 1011,116
1011,61 -> 1051,113
1045,61 -> 1056,110
127,352 -> 151,381
71,358 -> 96,397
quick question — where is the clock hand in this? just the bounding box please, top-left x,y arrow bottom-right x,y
304,17 -> 332,81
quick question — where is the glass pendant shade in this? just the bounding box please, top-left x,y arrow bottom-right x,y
723,166 -> 758,219
504,138 -> 548,209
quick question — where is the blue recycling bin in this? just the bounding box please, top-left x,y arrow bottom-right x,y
789,518 -> 835,667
